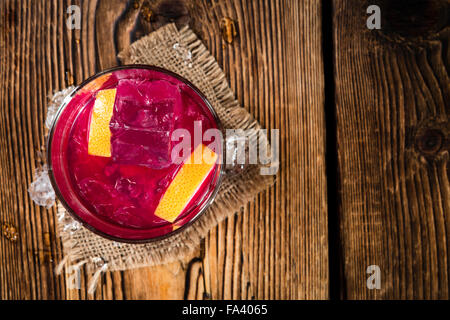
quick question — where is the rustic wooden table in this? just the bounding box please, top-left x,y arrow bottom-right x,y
0,0 -> 448,300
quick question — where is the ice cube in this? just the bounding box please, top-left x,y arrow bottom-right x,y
78,178 -> 114,205
111,206 -> 150,228
109,79 -> 182,169
111,129 -> 172,168
113,99 -> 174,131
28,165 -> 56,209
46,86 -> 75,129
114,177 -> 141,198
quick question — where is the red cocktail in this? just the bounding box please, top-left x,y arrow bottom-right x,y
48,66 -> 223,242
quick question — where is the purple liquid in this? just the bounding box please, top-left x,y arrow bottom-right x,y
52,68 -> 220,239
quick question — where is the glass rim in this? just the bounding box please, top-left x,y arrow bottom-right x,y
46,64 -> 225,244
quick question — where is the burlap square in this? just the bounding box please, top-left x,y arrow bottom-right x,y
54,24 -> 274,293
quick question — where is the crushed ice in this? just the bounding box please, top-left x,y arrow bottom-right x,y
91,256 -> 106,268
112,241 -> 123,248
173,42 -> 193,68
28,165 -> 56,209
30,86 -> 75,209
63,220 -> 81,234
57,209 -> 81,235
45,86 -> 75,129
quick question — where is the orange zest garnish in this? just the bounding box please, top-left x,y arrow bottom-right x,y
155,144 -> 218,223
88,89 -> 116,157
81,74 -> 111,94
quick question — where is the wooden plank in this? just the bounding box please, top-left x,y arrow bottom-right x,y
334,0 -> 449,299
184,0 -> 328,299
0,0 -> 328,299
0,0 -> 68,299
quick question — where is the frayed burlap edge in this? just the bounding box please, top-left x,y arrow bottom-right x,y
55,23 -> 275,294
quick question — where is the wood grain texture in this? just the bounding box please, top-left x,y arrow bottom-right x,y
185,0 -> 328,299
0,0 -> 328,299
0,0 -> 69,299
334,0 -> 449,299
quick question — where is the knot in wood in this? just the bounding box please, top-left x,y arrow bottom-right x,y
414,123 -> 449,159
2,222 -> 18,242
220,17 -> 238,44
154,0 -> 190,26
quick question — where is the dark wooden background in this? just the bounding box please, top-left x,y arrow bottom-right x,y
0,0 -> 448,299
